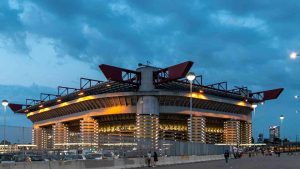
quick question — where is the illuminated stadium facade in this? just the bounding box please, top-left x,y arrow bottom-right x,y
9,61 -> 283,150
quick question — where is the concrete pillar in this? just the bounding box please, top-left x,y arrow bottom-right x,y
189,116 -> 206,143
32,126 -> 44,150
240,121 -> 252,144
136,96 -> 159,151
53,122 -> 69,149
32,126 -> 53,150
223,120 -> 241,145
80,116 -> 99,149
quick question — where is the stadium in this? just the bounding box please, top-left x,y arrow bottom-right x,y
8,61 -> 283,151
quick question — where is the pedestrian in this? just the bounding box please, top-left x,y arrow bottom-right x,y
153,152 -> 158,167
147,151 -> 152,167
224,150 -> 229,163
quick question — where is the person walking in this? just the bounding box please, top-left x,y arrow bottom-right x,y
224,150 -> 230,163
147,151 -> 152,167
153,152 -> 158,167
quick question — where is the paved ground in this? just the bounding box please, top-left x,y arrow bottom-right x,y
144,154 -> 300,169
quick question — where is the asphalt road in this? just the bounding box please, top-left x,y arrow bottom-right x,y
143,154 -> 300,169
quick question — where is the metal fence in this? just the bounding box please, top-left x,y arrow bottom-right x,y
0,125 -> 32,144
159,140 -> 228,156
129,139 -> 229,157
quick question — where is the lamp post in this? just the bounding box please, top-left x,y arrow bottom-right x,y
186,72 -> 196,142
2,100 -> 8,152
295,95 -> 299,115
251,104 -> 258,116
279,115 -> 284,146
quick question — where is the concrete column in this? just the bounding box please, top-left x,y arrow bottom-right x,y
32,126 -> 53,150
189,116 -> 206,143
80,116 -> 99,149
136,96 -> 159,151
32,126 -> 44,150
240,121 -> 252,144
53,122 -> 69,149
223,120 -> 241,145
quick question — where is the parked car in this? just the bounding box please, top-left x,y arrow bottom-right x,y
13,155 -> 26,162
64,154 -> 86,161
85,153 -> 103,160
0,154 -> 15,164
29,155 -> 44,161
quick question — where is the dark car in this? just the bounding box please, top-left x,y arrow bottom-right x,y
64,154 -> 86,161
0,154 -> 14,163
29,155 -> 44,161
13,155 -> 27,162
85,153 -> 103,160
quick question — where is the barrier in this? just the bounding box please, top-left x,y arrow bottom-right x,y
0,154 -> 223,169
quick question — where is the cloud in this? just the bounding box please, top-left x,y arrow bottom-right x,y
0,83 -> 56,127
1,0 -> 300,139
0,0 -> 28,53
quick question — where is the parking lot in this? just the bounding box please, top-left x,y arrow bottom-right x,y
150,154 -> 300,169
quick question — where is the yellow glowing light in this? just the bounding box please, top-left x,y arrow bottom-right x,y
26,112 -> 34,117
236,101 -> 247,106
76,95 -> 96,102
39,108 -> 50,113
59,102 -> 70,107
191,93 -> 208,100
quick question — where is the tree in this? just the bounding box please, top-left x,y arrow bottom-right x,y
0,140 -> 11,145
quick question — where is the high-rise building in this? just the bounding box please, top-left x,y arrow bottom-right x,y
269,126 -> 280,143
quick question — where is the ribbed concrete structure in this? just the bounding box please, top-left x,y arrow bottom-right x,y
8,61 -> 283,150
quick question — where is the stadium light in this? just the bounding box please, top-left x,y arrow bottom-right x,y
2,100 -> 8,107
252,104 -> 258,116
279,115 -> 285,146
280,115 -> 284,121
186,72 -> 196,142
2,99 -> 8,152
290,52 -> 298,60
186,72 -> 196,81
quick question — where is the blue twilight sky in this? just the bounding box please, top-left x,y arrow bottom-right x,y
0,0 -> 300,142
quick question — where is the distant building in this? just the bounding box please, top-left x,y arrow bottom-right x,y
257,133 -> 264,143
269,126 -> 280,143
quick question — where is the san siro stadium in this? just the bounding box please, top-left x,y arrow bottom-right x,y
9,61 -> 283,151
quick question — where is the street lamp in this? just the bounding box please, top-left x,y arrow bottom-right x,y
280,115 -> 284,125
186,72 -> 196,142
2,99 -> 8,152
279,115 -> 284,146
251,104 -> 258,116
290,52 -> 299,60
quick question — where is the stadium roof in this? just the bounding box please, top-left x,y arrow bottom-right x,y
9,61 -> 283,114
